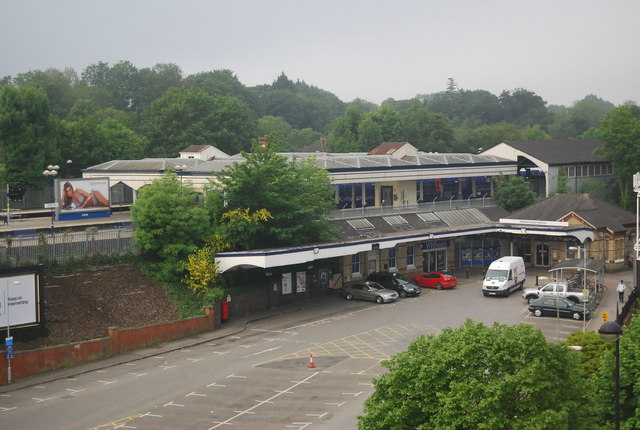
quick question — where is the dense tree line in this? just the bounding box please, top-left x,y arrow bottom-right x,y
0,62 -> 636,201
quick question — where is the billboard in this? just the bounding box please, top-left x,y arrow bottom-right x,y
0,270 -> 44,333
58,177 -> 110,212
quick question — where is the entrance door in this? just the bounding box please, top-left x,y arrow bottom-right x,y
423,250 -> 447,272
536,243 -> 549,266
380,186 -> 393,206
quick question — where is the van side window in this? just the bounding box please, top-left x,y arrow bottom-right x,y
509,270 -> 513,280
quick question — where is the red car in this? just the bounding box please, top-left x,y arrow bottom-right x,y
411,271 -> 457,289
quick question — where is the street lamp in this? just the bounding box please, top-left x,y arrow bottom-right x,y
599,321 -> 624,430
633,172 -> 640,294
175,164 -> 187,184
43,165 -> 59,235
569,245 -> 588,332
5,280 -> 20,384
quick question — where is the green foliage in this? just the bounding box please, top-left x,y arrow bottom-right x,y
210,138 -> 336,250
593,105 -> 640,210
131,172 -> 212,284
359,320 -> 594,429
495,175 -> 537,211
0,85 -> 59,189
553,168 -> 570,194
592,313 -> 640,428
563,331 -> 612,379
140,87 -> 255,157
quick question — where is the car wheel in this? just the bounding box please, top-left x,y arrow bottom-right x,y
527,296 -> 536,304
376,296 -> 384,304
346,293 -> 353,300
572,312 -> 582,320
399,290 -> 407,298
568,297 -> 580,305
534,309 -> 542,317
436,283 -> 444,290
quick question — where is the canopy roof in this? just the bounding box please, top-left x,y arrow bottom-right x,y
548,259 -> 605,274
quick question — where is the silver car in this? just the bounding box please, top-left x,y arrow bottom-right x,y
343,281 -> 399,304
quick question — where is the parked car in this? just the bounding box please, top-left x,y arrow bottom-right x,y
343,282 -> 399,304
411,271 -> 457,289
522,282 -> 585,304
366,272 -> 421,297
527,297 -> 592,320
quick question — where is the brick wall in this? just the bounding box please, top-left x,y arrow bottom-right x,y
0,308 -> 214,385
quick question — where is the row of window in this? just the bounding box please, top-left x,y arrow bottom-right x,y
351,245 -> 415,275
562,163 -> 613,178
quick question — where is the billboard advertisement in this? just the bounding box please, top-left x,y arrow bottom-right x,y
0,271 -> 43,332
57,177 -> 110,220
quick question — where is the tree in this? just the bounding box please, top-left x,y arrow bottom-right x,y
209,138 -> 336,250
359,320 -> 593,429
131,172 -> 212,286
495,175 -> 536,211
140,87 -> 255,156
593,104 -> 640,210
12,68 -> 78,118
401,101 -> 455,152
500,88 -> 553,127
0,85 -> 59,189
327,104 -> 365,152
592,314 -> 640,428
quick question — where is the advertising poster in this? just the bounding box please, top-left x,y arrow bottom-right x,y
318,268 -> 329,289
58,177 -> 111,213
0,274 -> 39,328
282,273 -> 292,295
296,272 -> 306,293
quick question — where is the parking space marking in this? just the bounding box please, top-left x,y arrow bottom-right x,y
255,324 -> 428,366
209,371 -> 320,429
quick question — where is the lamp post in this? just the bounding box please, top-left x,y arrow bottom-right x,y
599,321 -> 624,430
43,165 -> 59,235
633,173 -> 640,294
175,164 -> 187,184
5,280 -> 21,384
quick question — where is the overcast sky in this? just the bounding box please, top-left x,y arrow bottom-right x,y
1,0 -> 638,107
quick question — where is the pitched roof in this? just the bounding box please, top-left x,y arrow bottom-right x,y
506,193 -> 634,233
501,139 -> 604,164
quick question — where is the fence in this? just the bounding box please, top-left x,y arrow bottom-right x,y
0,225 -> 138,266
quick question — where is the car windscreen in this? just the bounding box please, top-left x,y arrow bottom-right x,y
485,269 -> 508,280
368,284 -> 384,290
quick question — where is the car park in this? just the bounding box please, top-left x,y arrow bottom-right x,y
527,297 -> 591,320
411,271 -> 457,289
343,282 -> 399,304
366,272 -> 421,297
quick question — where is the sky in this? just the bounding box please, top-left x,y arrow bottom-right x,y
1,0 -> 639,107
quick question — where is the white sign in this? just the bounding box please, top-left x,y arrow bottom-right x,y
44,203 -> 57,209
635,240 -> 640,252
296,272 -> 306,293
282,273 -> 292,295
0,274 -> 38,328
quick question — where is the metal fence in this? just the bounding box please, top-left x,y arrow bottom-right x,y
0,226 -> 138,266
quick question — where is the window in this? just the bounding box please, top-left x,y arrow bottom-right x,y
567,166 -> 575,177
388,248 -> 397,269
407,245 -> 414,267
352,253 -> 360,275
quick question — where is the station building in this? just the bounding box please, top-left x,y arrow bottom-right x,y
81,140 -> 633,305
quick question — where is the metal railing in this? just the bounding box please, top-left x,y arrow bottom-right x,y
1,226 -> 138,266
326,197 -> 497,220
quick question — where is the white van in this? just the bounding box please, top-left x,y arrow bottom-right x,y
482,256 -> 526,297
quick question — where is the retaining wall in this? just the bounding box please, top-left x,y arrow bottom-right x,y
0,308 -> 214,385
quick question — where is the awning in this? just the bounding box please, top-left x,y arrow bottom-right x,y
548,259 -> 605,273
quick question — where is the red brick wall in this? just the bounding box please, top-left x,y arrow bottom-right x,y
0,308 -> 214,385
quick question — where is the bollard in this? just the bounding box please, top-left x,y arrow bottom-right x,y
450,266 -> 455,276
536,275 -> 539,286
482,269 -> 486,279
465,267 -> 469,279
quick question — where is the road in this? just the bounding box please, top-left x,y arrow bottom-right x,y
0,267 -> 626,429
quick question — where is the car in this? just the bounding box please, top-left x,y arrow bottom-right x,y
366,272 -> 421,297
527,297 -> 592,320
343,282 -> 399,304
411,271 -> 457,289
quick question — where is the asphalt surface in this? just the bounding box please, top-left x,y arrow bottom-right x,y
1,261 -> 631,394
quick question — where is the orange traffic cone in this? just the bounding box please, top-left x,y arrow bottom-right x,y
308,353 -> 315,368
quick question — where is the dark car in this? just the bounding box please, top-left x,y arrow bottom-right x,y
411,271 -> 457,289
366,272 -> 421,298
342,282 -> 399,304
528,297 -> 592,320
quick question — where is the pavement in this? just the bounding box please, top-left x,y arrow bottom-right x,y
1,264 -> 632,393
